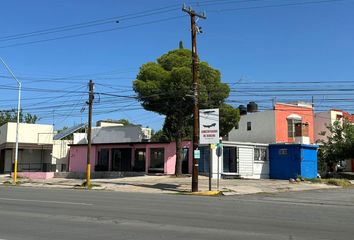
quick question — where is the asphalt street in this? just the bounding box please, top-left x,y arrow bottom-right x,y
0,186 -> 353,240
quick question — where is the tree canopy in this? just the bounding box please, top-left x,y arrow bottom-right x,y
150,129 -> 170,143
0,109 -> 38,126
116,119 -> 133,126
133,46 -> 239,175
317,119 -> 354,172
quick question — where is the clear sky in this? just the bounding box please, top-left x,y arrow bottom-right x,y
0,0 -> 353,131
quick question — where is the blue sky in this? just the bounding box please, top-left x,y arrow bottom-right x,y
0,0 -> 353,131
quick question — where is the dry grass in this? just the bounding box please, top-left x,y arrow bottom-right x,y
306,178 -> 352,187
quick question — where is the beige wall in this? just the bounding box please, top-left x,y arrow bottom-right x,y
314,110 -> 342,143
228,111 -> 276,144
4,149 -> 12,172
2,122 -> 53,144
52,140 -> 71,171
0,124 -> 8,145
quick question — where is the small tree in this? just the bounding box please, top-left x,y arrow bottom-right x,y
0,109 -> 39,126
318,119 -> 354,172
116,119 -> 133,126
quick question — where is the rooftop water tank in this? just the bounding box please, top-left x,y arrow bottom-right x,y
247,101 -> 258,113
238,105 -> 247,115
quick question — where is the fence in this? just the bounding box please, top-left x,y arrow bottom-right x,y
15,163 -> 67,172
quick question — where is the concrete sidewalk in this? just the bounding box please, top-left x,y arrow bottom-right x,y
0,174 -> 340,195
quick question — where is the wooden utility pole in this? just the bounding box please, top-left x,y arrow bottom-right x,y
86,80 -> 94,188
182,4 -> 206,192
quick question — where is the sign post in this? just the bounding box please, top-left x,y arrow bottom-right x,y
200,109 -> 219,191
216,143 -> 223,191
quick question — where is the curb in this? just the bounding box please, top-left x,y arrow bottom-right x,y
184,190 -> 223,196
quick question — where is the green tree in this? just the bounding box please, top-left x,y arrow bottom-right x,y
317,119 -> 354,172
179,40 -> 184,49
150,129 -> 170,142
116,119 -> 133,126
0,109 -> 39,126
133,47 -> 239,175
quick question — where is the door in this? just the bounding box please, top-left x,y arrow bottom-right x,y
0,149 -> 5,173
182,148 -> 189,174
96,149 -> 109,171
134,149 -> 146,172
223,147 -> 237,173
112,148 -> 132,171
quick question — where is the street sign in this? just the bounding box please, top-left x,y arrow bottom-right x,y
194,149 -> 200,159
216,145 -> 223,157
199,108 -> 219,144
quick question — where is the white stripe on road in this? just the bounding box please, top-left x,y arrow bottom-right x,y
0,197 -> 92,206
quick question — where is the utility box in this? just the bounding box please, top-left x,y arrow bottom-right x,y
269,144 -> 318,179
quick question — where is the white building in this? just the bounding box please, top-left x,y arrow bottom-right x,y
199,141 -> 269,179
0,122 -> 53,173
228,110 -> 276,143
74,123 -> 151,144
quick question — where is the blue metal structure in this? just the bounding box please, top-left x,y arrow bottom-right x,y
269,144 -> 318,179
53,123 -> 86,140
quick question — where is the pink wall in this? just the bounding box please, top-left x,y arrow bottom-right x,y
274,103 -> 314,143
13,172 -> 54,179
69,141 -> 193,175
69,146 -> 97,172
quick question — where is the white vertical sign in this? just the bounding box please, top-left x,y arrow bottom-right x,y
199,108 -> 219,144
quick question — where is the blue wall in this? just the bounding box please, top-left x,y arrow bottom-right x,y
269,144 -> 318,179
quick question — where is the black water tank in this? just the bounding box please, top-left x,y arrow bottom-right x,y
247,101 -> 258,113
238,105 -> 247,115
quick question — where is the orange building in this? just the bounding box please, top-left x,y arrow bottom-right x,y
274,103 -> 314,144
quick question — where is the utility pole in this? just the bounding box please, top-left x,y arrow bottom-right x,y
182,4 -> 206,192
0,57 -> 21,185
86,80 -> 94,188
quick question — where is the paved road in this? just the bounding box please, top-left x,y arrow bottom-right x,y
0,186 -> 353,240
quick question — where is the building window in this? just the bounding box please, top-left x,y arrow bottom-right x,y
279,149 -> 288,155
254,147 -> 267,161
134,149 -> 146,172
149,148 -> 164,173
287,119 -> 301,138
198,147 -> 210,173
247,122 -> 251,131
111,148 -> 132,171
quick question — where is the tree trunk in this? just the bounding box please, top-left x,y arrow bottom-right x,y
174,134 -> 182,176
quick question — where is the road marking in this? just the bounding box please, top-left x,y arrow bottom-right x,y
0,197 -> 92,206
233,198 -> 354,207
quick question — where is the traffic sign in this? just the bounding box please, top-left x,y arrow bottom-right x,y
216,145 -> 223,157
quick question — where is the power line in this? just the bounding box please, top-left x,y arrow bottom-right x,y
0,4 -> 180,42
208,0 -> 347,13
0,15 -> 184,49
227,80 -> 354,84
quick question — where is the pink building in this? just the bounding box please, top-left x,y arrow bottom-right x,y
69,141 -> 193,175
